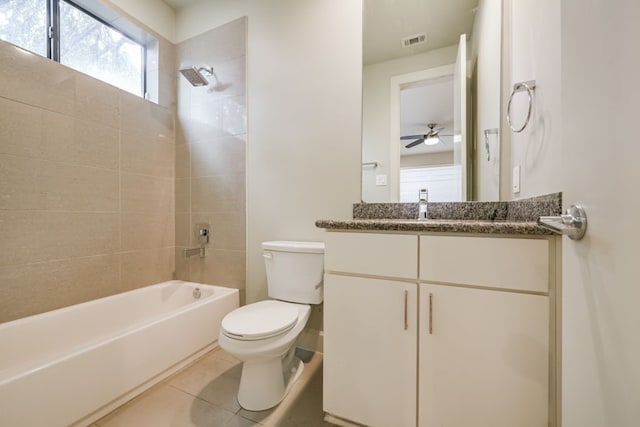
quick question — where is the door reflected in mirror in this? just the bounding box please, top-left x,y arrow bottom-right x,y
361,0 -> 502,202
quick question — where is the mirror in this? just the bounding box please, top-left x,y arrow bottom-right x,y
361,0 -> 502,202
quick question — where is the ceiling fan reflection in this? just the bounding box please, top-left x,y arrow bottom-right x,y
401,123 -> 451,148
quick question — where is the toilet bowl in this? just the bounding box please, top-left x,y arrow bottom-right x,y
219,301 -> 311,410
218,241 -> 324,411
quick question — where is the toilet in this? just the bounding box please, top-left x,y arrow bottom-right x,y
218,241 -> 324,411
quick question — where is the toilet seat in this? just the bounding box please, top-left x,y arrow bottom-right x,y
221,301 -> 299,341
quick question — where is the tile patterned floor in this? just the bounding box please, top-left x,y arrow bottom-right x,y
93,348 -> 335,427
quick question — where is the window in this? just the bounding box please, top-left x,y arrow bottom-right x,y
0,0 -> 47,57
400,165 -> 462,202
0,0 -> 147,97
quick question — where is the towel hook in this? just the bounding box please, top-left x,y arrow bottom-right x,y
507,80 -> 536,133
483,128 -> 499,161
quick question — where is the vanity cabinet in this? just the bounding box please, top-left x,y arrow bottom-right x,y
324,275 -> 418,427
323,231 -> 556,427
323,232 -> 419,427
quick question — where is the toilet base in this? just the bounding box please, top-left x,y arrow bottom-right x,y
237,356 -> 305,411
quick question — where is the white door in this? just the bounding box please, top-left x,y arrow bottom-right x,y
560,1 -> 640,425
323,274 -> 417,427
453,34 -> 468,201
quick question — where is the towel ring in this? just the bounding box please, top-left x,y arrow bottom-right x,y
507,80 -> 536,133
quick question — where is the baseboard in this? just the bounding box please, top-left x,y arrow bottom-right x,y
324,413 -> 367,427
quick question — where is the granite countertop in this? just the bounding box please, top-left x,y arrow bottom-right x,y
315,218 -> 554,235
315,193 -> 562,236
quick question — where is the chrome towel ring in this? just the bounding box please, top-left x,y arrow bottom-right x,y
507,80 -> 536,133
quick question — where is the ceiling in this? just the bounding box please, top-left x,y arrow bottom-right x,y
161,0 -> 198,10
364,0 -> 479,65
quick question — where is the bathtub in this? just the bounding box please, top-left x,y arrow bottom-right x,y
0,280 -> 238,427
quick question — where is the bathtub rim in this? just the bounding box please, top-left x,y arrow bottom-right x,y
0,280 -> 237,384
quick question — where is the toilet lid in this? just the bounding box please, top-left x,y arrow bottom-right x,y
221,300 -> 299,341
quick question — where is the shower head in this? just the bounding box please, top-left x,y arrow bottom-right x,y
179,66 -> 213,87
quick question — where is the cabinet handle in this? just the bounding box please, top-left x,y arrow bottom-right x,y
404,290 -> 408,331
429,293 -> 433,334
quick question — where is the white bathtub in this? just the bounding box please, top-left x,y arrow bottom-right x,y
0,280 -> 239,427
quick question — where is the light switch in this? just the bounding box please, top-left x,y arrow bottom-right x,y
375,174 -> 387,186
512,165 -> 521,193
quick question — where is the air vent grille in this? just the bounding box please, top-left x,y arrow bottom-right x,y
401,33 -> 427,48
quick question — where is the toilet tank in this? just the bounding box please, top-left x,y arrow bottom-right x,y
262,241 -> 324,304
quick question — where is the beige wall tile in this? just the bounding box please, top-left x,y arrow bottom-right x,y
176,111 -> 225,143
190,135 -> 245,178
121,213 -> 174,251
175,213 -> 191,247
0,97 -> 45,157
157,70 -> 176,109
0,212 -> 120,267
73,118 -> 119,170
0,155 -> 119,211
0,98 -> 118,170
121,128 -> 174,178
175,143 -> 190,179
0,41 -> 75,115
174,116 -> 189,146
0,255 -> 121,323
120,91 -> 173,137
221,97 -> 246,135
191,212 -> 245,251
0,39 -> 177,323
121,173 -> 173,213
174,247 -> 189,281
176,18 -> 246,69
175,178 -> 190,213
189,249 -> 245,289
157,38 -> 177,78
191,173 -> 245,213
74,73 -> 120,128
120,248 -> 174,291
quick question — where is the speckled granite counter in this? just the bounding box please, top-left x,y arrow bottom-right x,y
315,218 -> 554,235
316,193 -> 561,236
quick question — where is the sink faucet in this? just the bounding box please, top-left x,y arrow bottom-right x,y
418,188 -> 428,220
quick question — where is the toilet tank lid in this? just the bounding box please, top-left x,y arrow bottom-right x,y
262,241 -> 324,253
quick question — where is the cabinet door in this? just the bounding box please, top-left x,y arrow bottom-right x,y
324,274 -> 417,427
419,284 -> 549,427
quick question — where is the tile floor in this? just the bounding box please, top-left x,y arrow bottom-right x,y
92,348 -> 335,427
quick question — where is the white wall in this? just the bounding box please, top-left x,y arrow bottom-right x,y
105,0 -> 176,42
362,45 -> 458,202
471,0 -> 501,201
560,1 -> 640,425
507,0 -> 562,200
176,0 -> 362,303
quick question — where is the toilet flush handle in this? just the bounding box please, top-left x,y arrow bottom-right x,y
263,252 -> 273,260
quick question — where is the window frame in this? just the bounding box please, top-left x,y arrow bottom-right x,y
36,0 -> 147,97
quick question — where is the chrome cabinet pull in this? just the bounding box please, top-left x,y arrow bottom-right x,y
404,290 -> 408,331
429,293 -> 433,334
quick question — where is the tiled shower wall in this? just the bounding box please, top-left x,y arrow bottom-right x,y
0,40 -> 176,323
175,18 -> 247,302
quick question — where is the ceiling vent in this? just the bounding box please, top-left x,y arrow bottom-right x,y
401,33 -> 427,48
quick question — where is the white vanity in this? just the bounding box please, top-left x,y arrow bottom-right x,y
320,227 -> 560,427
